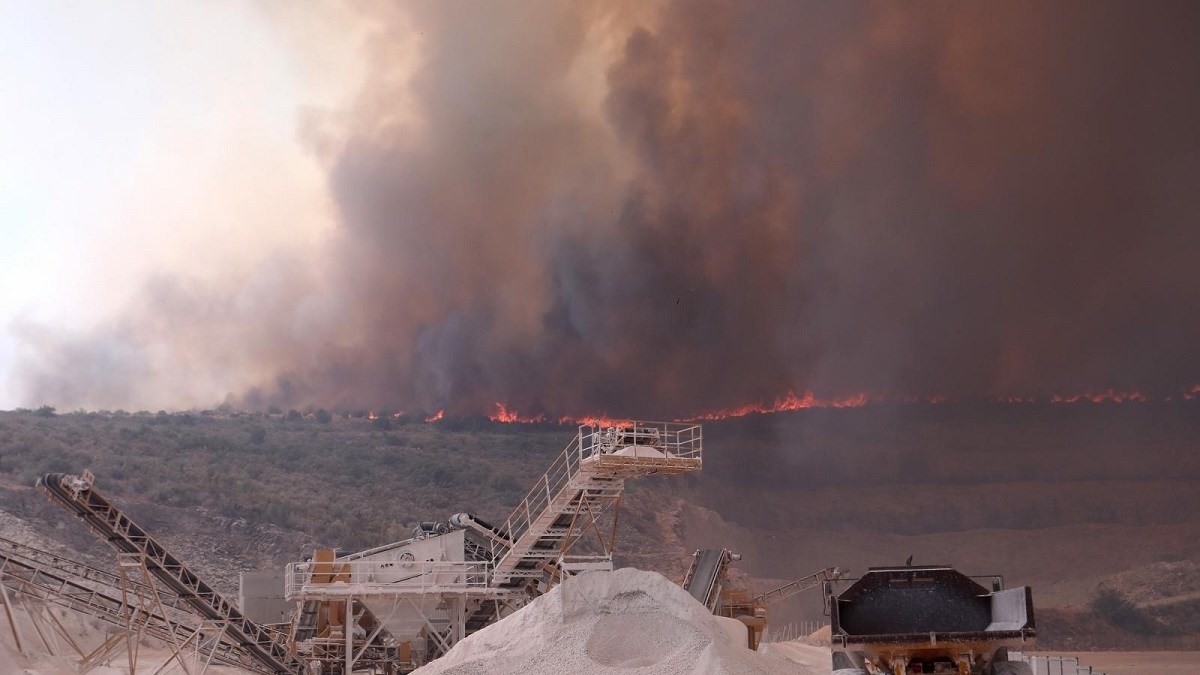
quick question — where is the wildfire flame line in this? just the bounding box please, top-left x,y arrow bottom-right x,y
489,402 -> 545,424
471,384 -> 1200,425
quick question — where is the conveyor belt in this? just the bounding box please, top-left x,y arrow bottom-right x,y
37,473 -> 304,674
682,549 -> 733,610
0,536 -> 256,671
450,513 -> 511,562
752,567 -> 840,606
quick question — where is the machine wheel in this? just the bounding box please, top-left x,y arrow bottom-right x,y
991,662 -> 1034,675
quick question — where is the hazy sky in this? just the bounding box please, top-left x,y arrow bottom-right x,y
3,2 -> 1197,416
0,1 -> 361,408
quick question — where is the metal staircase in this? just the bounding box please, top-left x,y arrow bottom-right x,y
491,422 -> 702,585
37,471 -> 305,674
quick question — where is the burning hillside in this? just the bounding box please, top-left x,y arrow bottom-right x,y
475,384 -> 1200,426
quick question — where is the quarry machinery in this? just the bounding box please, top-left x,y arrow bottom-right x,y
37,470 -> 308,674
281,420 -> 702,672
824,564 -> 1035,675
28,421 -> 701,673
0,535 -> 260,672
682,548 -> 840,650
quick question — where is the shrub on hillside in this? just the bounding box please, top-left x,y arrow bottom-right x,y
1090,588 -> 1152,633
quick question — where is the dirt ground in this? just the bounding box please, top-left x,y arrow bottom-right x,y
767,644 -> 1200,675
760,641 -> 832,673
1058,651 -> 1200,674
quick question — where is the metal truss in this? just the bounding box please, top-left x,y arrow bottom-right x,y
37,471 -> 304,674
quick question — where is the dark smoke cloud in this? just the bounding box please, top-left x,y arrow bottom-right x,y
12,0 -> 1200,416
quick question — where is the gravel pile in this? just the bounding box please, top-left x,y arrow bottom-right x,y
414,568 -> 815,675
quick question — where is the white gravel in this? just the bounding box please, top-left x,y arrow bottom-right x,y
414,567 -> 817,675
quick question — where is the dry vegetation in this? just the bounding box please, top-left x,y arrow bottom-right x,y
1,402 -> 1198,646
0,408 -> 571,551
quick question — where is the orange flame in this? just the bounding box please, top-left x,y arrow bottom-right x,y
689,389 -> 876,421
1049,389 -> 1149,404
425,410 -> 444,423
489,402 -> 545,424
470,383 -> 1199,425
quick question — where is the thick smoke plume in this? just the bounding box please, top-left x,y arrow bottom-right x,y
13,1 -> 1200,417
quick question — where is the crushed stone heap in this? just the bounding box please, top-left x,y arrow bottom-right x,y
414,567 -> 815,675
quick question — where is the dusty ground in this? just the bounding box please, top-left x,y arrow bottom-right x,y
760,641 -> 833,673
767,644 -> 1200,675
0,608 -> 252,675
1056,651 -> 1200,674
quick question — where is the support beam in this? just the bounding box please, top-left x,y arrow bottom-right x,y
0,537 -> 259,673
351,621 -> 386,669
148,629 -> 202,675
37,473 -> 303,673
17,592 -> 56,655
43,606 -> 86,657
344,597 -> 353,675
0,570 -> 27,654
79,632 -> 127,674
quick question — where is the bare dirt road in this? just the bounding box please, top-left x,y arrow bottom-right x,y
767,643 -> 1200,675
1065,651 -> 1200,674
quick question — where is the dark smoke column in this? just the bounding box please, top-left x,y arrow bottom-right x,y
13,1 -> 1200,416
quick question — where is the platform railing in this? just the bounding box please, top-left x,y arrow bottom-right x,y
490,432 -> 582,565
490,422 -> 703,572
580,421 -> 703,461
284,560 -> 497,600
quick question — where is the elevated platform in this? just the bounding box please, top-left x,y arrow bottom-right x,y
274,420 -> 702,671
491,421 -> 702,584
284,560 -> 525,601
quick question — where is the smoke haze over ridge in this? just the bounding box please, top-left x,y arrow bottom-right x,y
9,0 -> 1200,417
